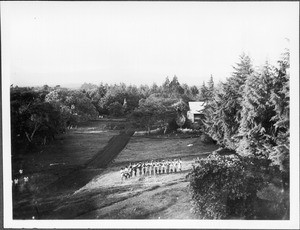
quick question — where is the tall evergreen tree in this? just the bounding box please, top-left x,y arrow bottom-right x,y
169,75 -> 184,95
190,85 -> 199,98
203,84 -> 225,145
150,82 -> 160,94
207,75 -> 215,97
203,54 -> 253,149
269,48 -> 290,193
236,62 -> 276,157
199,82 -> 209,101
232,53 -> 254,93
162,76 -> 171,94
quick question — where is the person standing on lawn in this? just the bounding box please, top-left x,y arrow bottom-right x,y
128,163 -> 133,178
138,162 -> 142,176
178,158 -> 182,172
166,160 -> 170,174
146,161 -> 150,176
169,160 -> 173,173
162,160 -> 166,174
120,168 -> 125,181
124,166 -> 129,179
174,159 -> 178,173
158,160 -> 162,174
150,161 -> 154,175
132,162 -> 137,177
143,162 -> 146,175
154,161 -> 158,175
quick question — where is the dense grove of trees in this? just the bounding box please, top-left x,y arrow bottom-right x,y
203,50 -> 290,177
10,76 -> 203,155
188,49 -> 290,219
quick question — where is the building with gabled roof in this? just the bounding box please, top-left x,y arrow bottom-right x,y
187,101 -> 206,123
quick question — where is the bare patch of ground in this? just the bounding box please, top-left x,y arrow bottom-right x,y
48,169 -> 196,219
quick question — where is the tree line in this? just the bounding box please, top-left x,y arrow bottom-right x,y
188,49 -> 290,219
11,75 -> 206,155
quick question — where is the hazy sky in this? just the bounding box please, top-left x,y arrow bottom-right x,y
1,1 -> 298,87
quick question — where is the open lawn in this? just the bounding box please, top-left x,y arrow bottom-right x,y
12,121 -> 120,197
13,120 -> 284,220
13,120 -> 120,174
114,136 -> 218,164
12,120 -> 219,219
56,137 -> 218,219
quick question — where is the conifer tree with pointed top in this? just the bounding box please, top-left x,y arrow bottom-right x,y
162,76 -> 171,95
199,82 -> 209,101
207,75 -> 215,98
203,54 -> 253,149
236,62 -> 276,157
269,48 -> 290,194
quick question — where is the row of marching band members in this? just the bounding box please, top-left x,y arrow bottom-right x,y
120,158 -> 182,180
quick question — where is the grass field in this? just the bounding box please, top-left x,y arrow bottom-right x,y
12,120 -> 120,218
115,136 -> 218,164
56,136 -> 218,219
12,119 -> 219,219
13,120 -> 120,173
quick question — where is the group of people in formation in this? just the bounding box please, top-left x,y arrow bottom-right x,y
120,158 -> 183,180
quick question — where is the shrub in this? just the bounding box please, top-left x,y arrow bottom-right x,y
256,183 -> 289,219
182,118 -> 193,129
167,118 -> 179,132
212,148 -> 237,156
187,153 -> 266,219
199,133 -> 215,144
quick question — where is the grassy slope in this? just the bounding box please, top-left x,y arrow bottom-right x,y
115,136 -> 218,164
12,120 -> 219,219
44,136 -> 218,219
12,121 -> 119,218
46,165 -> 197,219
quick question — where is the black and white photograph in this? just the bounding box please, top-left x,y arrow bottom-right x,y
1,1 -> 299,229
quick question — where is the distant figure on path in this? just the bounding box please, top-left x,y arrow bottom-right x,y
138,162 -> 142,176
178,158 -> 182,171
162,160 -> 166,174
128,163 -> 133,178
174,159 -> 178,173
120,168 -> 125,181
132,163 -> 137,176
166,160 -> 170,174
154,161 -> 158,175
150,161 -> 154,175
171,160 -> 175,173
14,178 -> 19,185
143,162 -> 146,175
146,161 -> 150,176
124,166 -> 129,179
158,161 -> 162,174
